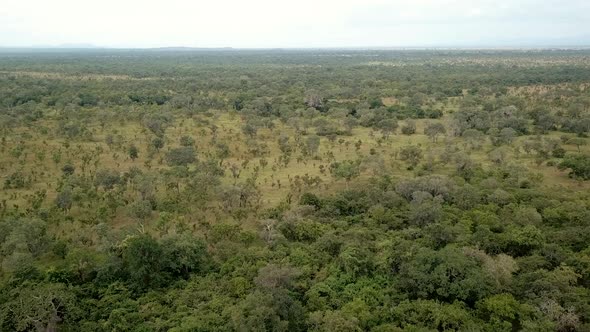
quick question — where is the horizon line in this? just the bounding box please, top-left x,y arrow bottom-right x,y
2,45 -> 590,51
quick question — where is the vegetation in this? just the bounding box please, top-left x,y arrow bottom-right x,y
1,49 -> 590,331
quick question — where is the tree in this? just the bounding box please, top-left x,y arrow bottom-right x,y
535,114 -> 557,133
144,117 -> 168,137
376,118 -> 398,139
1,252 -> 38,280
424,122 -> 446,142
566,137 -> 587,152
216,143 -> 231,165
503,225 -> 545,256
330,160 -> 361,187
151,137 -> 164,151
231,290 -> 306,332
491,128 -> 517,146
166,147 -> 196,166
1,218 -> 50,261
452,108 -> 491,133
242,122 -> 258,138
398,246 -> 496,304
161,234 -> 210,279
122,235 -> 166,291
1,282 -> 75,332
391,300 -> 475,331
305,91 -> 325,111
278,135 -> 292,155
462,129 -> 485,149
3,171 -> 28,189
476,293 -> 524,331
179,135 -> 195,147
338,245 -> 373,277
128,144 -> 139,160
308,310 -> 362,332
558,154 -> 590,180
552,146 -> 566,158
399,145 -> 423,169
128,199 -> 152,220
61,164 -> 75,176
254,264 -> 300,290
538,299 -> 581,332
94,169 -> 121,190
488,147 -> 510,165
408,192 -> 443,226
343,117 -> 357,134
55,189 -> 73,212
401,120 -> 416,135
233,97 -> 244,110
305,135 -> 321,156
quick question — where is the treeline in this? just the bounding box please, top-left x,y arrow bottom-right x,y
1,50 -> 590,109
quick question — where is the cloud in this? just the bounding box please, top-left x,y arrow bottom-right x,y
0,0 -> 589,47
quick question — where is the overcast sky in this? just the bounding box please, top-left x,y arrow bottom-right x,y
1,0 -> 589,48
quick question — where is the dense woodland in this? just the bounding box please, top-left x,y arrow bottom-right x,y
1,49 -> 590,331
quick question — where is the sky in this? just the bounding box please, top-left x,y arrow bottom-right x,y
1,0 -> 589,48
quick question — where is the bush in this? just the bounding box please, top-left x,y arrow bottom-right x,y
61,164 -> 75,176
94,169 -> 122,189
166,147 -> 196,166
401,120 -> 417,135
4,171 -> 28,189
300,192 -> 322,209
128,199 -> 153,219
558,154 -> 590,180
552,147 -> 566,158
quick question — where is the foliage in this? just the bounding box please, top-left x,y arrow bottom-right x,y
559,154 -> 590,180
1,49 -> 590,331
330,160 -> 361,184
166,146 -> 197,166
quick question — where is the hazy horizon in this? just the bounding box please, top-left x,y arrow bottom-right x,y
1,0 -> 590,49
